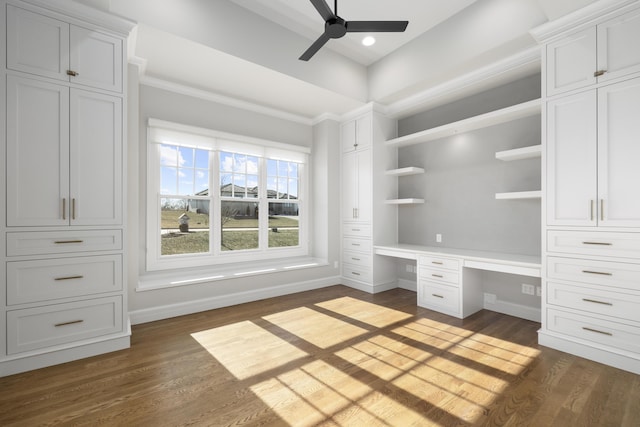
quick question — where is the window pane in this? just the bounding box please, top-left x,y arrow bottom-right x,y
160,167 -> 177,195
233,154 -> 246,173
220,152 -> 233,172
288,179 -> 298,199
179,146 -> 193,167
289,162 -> 298,178
278,177 -> 288,198
160,198 -> 209,256
247,175 -> 258,198
268,202 -> 299,248
195,169 -> 209,195
160,145 -> 178,166
246,156 -> 259,174
267,177 -> 277,199
221,200 -> 259,251
278,161 -> 288,177
178,169 -> 194,195
267,159 -> 277,176
195,149 -> 209,169
233,174 -> 246,197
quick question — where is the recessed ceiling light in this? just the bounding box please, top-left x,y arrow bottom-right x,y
362,36 -> 376,46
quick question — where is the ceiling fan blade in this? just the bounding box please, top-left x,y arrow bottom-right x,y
309,0 -> 335,21
299,32 -> 331,61
346,21 -> 409,32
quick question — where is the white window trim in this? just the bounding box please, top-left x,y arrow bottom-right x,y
146,119 -> 310,272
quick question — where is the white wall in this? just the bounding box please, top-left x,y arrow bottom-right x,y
126,82 -> 341,319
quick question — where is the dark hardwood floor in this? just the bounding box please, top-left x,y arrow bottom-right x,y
1,285 -> 638,426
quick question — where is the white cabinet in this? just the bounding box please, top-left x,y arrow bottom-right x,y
1,0 -> 131,377
546,7 -> 640,97
547,77 -> 640,227
7,4 -> 123,93
341,149 -> 372,223
6,75 -> 122,226
341,114 -> 372,152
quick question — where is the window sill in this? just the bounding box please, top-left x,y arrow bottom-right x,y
137,256 -> 328,292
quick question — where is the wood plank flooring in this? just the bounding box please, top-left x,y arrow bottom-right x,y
1,285 -> 639,426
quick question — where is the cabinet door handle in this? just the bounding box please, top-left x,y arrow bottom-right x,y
431,261 -> 443,265
432,294 -> 444,299
54,275 -> 84,281
66,70 -> 79,76
582,241 -> 612,246
351,272 -> 360,276
54,240 -> 84,244
594,70 -> 606,77
351,257 -> 361,261
582,270 -> 613,276
72,198 -> 76,220
351,243 -> 361,247
590,200 -> 594,221
582,326 -> 612,336
582,298 -> 612,306
431,274 -> 443,278
62,198 -> 66,220
600,199 -> 604,221
55,319 -> 84,327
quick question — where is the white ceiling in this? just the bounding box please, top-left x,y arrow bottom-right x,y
229,0 -> 478,66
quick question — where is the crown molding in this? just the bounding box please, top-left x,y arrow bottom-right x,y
17,0 -> 136,35
139,76 -> 313,126
384,46 -> 541,119
312,113 -> 341,126
530,0 -> 640,42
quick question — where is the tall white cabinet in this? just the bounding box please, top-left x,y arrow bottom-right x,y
1,0 -> 133,376
341,108 -> 398,293
533,0 -> 640,375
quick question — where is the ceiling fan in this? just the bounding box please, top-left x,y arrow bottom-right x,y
300,0 -> 409,61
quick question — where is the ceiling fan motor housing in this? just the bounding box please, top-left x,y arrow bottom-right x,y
325,17 -> 347,38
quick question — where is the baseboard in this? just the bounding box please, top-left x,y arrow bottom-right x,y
483,299 -> 541,323
341,277 -> 398,294
397,278 -> 417,292
129,275 -> 341,325
539,330 -> 640,375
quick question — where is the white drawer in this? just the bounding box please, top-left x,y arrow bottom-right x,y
418,255 -> 460,271
7,230 -> 122,256
7,296 -> 123,355
342,250 -> 372,269
547,231 -> 640,259
342,265 -> 372,283
419,267 -> 459,286
343,237 -> 371,253
547,281 -> 640,322
342,224 -> 372,238
418,281 -> 460,315
547,256 -> 640,291
7,255 -> 122,305
546,308 -> 640,354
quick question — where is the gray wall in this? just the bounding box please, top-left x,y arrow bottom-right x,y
397,74 -> 541,256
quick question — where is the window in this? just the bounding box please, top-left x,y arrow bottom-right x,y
147,120 -> 309,271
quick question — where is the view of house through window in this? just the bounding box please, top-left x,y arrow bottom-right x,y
154,142 -> 303,260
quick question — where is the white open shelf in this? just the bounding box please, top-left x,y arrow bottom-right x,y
385,167 -> 425,176
386,99 -> 541,147
496,145 -> 542,161
384,198 -> 425,205
495,191 -> 542,200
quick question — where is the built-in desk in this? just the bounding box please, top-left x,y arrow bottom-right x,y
374,244 -> 541,320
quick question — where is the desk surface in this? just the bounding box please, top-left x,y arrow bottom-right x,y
374,244 -> 541,277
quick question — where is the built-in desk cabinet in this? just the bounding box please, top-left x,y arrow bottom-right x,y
1,0 -> 132,377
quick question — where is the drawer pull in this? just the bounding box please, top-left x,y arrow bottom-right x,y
66,70 -> 79,77
582,298 -> 612,306
431,261 -> 443,265
432,294 -> 444,299
54,275 -> 84,281
351,272 -> 361,276
352,243 -> 361,247
432,274 -> 443,278
351,257 -> 361,261
582,241 -> 612,246
352,229 -> 361,232
582,270 -> 612,276
54,240 -> 84,244
55,319 -> 84,327
582,326 -> 612,336
594,70 -> 607,77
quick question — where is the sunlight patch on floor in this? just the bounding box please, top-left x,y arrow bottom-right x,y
392,319 -> 471,350
191,320 -> 307,380
263,306 -> 368,349
315,297 -> 413,328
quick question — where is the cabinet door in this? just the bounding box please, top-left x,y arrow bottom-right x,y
69,26 -> 123,93
70,89 -> 123,225
6,75 -> 70,226
6,5 -> 70,82
341,120 -> 357,153
597,78 -> 640,227
355,114 -> 372,150
355,150 -> 372,223
546,90 -> 597,226
342,151 -> 358,219
546,27 -> 597,97
597,8 -> 640,85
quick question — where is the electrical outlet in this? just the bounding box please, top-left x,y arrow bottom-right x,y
436,234 -> 442,243
536,286 -> 542,297
484,293 -> 496,304
522,284 -> 535,295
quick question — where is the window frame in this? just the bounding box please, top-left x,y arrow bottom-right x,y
146,119 -> 310,272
